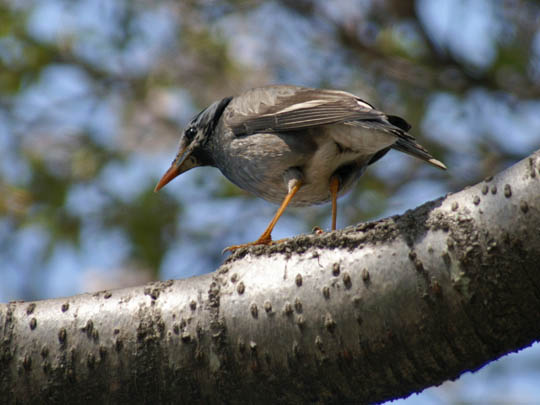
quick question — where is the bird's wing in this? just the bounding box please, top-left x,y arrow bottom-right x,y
227,86 -> 387,136
225,86 -> 446,170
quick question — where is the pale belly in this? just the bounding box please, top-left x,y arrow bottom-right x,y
214,125 -> 395,206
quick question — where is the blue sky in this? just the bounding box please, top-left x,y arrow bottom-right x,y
1,1 -> 539,403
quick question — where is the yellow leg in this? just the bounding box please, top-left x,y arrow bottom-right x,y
330,177 -> 339,231
224,180 -> 302,252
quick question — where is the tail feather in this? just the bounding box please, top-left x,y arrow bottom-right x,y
392,137 -> 447,170
346,114 -> 446,170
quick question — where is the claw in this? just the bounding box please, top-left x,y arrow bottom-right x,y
222,180 -> 302,254
222,235 -> 274,254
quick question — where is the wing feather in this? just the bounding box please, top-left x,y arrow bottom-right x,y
227,87 -> 384,135
223,85 -> 446,170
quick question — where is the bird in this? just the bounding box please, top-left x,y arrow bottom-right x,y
154,85 -> 446,252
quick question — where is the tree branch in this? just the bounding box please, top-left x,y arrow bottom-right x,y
2,150 -> 540,404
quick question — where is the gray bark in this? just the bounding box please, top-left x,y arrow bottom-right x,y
1,150 -> 540,405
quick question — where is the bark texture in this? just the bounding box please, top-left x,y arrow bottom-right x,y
1,150 -> 540,404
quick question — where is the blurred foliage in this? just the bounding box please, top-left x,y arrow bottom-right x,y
1,1 -> 540,402
0,0 -> 539,302
104,188 -> 180,278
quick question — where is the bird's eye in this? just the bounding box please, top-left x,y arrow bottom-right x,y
185,127 -> 197,140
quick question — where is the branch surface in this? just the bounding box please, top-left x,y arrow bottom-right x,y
1,150 -> 540,404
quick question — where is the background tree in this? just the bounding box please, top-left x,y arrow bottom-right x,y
1,0 -> 539,403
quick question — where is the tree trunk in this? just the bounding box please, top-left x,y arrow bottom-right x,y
2,150 -> 540,404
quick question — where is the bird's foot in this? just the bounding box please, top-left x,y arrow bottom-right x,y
222,234 -> 273,254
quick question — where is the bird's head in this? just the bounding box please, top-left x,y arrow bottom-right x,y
154,96 -> 232,192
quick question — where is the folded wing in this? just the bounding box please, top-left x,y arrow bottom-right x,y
228,87 -> 384,135
227,86 -> 446,170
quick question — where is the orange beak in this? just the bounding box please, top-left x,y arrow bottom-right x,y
154,145 -> 190,192
154,164 -> 181,192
